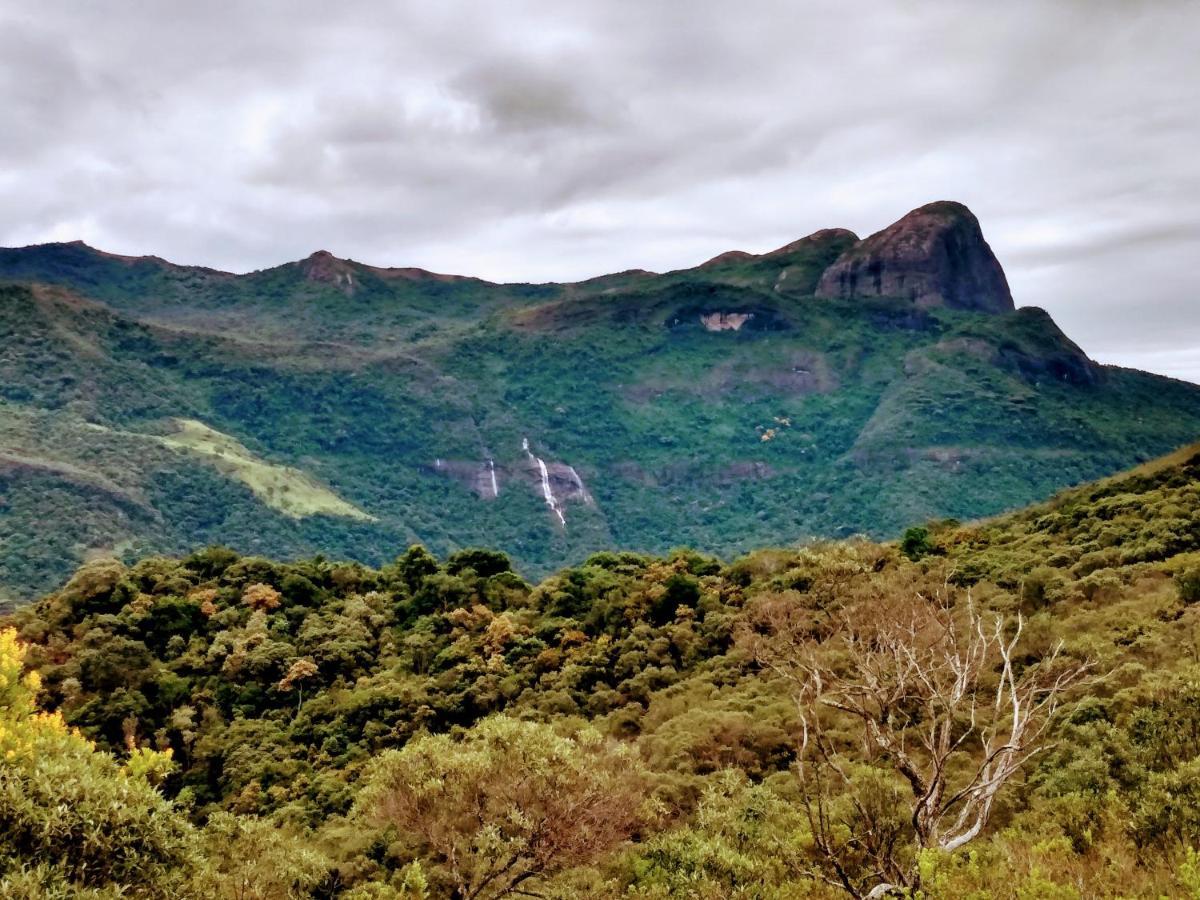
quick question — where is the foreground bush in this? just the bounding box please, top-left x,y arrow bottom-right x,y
0,628 -> 190,897
358,715 -> 650,899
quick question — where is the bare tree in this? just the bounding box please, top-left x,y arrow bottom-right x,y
747,578 -> 1089,898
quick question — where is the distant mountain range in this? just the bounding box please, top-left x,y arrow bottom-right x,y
3,200 -> 1199,600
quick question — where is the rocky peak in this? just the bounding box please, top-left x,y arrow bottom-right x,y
697,228 -> 860,270
298,250 -> 358,292
765,227 -> 860,259
814,201 -> 1014,314
698,250 -> 755,268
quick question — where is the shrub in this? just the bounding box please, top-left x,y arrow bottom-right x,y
901,526 -> 935,561
357,716 -> 648,899
1021,567 -> 1064,609
1177,566 -> 1200,604
0,629 -> 192,895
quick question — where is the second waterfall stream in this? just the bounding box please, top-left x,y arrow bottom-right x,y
522,438 -> 566,526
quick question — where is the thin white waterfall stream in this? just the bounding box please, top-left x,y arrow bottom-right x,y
565,465 -> 591,504
523,438 -> 565,526
487,458 -> 499,498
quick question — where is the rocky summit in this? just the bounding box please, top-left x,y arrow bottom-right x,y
815,200 -> 1014,313
1,201 -> 1198,601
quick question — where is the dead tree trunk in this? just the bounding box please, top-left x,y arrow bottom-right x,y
747,577 -> 1089,898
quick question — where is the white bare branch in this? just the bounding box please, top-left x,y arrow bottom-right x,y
749,578 -> 1090,898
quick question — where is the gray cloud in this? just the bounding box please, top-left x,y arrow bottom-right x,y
1,0 -> 1198,379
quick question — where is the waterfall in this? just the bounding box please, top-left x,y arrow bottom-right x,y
566,465 -> 592,505
522,438 -> 565,526
537,458 -> 565,526
487,458 -> 499,498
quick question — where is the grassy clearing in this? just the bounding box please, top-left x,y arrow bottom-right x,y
156,419 -> 374,521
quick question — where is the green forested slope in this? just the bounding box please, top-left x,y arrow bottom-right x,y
3,204 -> 1200,602
6,443 -> 1200,896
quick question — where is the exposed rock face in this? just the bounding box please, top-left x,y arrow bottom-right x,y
521,438 -> 592,526
815,201 -> 1014,314
430,459 -> 500,499
429,447 -> 593,524
700,312 -> 754,331
524,458 -> 592,504
299,250 -> 358,293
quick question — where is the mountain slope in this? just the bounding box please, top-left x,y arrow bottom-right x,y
7,441 -> 1200,896
2,201 -> 1199,600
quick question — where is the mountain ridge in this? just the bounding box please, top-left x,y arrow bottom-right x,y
2,201 -> 1198,601
0,211 -> 967,296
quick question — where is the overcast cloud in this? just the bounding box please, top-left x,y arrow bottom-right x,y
2,0 -> 1198,379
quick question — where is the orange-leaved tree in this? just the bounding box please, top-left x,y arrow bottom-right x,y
357,714 -> 650,899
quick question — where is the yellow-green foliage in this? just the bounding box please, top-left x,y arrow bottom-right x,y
0,628 -> 191,897
190,811 -> 328,899
939,443 -> 1200,589
12,444 -> 1200,897
1,627 -> 330,898
158,419 -> 374,521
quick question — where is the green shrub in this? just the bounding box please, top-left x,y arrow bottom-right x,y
1021,567 -> 1064,609
1177,566 -> 1200,604
901,526 -> 936,561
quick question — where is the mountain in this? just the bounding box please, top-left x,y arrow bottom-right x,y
3,200 -> 1200,601
814,200 -> 1013,312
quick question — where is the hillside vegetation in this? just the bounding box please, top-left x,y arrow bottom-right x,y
6,444 -> 1200,897
154,419 -> 374,521
4,202 -> 1200,600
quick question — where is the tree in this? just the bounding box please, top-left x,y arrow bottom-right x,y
357,715 -> 648,899
277,657 -> 319,712
242,582 -> 282,612
0,628 -> 191,897
189,811 -> 328,900
900,527 -> 935,562
623,769 -> 807,896
446,548 -> 513,580
395,545 -> 440,593
748,581 -> 1089,898
1177,565 -> 1200,604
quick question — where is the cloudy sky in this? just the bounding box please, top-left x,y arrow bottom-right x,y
3,1 -> 1198,379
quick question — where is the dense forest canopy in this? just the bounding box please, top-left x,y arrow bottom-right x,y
5,442 -> 1200,897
